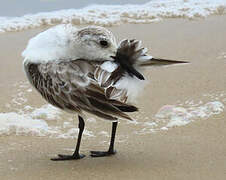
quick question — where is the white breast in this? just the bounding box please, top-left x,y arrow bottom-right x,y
114,74 -> 147,102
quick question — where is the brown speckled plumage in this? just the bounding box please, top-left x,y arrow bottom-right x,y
24,59 -> 136,121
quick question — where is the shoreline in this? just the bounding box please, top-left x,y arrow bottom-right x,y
1,0 -> 226,33
0,16 -> 226,179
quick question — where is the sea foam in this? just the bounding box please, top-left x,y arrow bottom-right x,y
0,81 -> 225,138
155,101 -> 224,128
0,0 -> 226,33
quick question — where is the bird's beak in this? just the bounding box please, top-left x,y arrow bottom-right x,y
108,51 -> 117,61
111,55 -> 145,80
108,55 -> 116,61
139,58 -> 189,67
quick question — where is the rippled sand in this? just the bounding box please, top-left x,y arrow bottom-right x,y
0,16 -> 226,180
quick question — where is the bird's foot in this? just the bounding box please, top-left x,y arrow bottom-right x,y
90,150 -> 116,157
51,153 -> 85,161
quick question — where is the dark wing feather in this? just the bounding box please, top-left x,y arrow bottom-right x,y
26,60 -> 137,121
112,39 -> 145,80
114,39 -> 189,78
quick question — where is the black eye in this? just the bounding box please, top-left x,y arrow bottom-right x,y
99,40 -> 108,47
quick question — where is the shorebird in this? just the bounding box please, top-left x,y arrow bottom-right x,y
22,24 -> 187,161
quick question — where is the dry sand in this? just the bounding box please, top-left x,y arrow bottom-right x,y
0,15 -> 226,180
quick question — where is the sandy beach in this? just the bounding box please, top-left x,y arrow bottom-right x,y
0,15 -> 226,180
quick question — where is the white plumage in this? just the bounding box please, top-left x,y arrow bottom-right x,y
22,24 -> 118,63
22,24 -> 77,62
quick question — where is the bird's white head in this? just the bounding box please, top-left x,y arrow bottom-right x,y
74,26 -> 117,61
22,24 -> 117,64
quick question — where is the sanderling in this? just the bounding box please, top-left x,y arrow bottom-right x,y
22,24 -> 188,160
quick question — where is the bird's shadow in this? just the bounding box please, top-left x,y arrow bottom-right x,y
41,150 -> 176,176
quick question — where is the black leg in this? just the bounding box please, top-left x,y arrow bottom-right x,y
108,121 -> 117,153
51,115 -> 86,161
90,121 -> 118,157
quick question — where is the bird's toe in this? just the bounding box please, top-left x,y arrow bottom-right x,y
90,150 -> 116,157
51,154 -> 85,161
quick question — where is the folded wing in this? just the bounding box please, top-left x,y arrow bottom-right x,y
25,59 -> 137,121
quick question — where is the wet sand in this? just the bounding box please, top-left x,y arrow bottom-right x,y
0,15 -> 226,179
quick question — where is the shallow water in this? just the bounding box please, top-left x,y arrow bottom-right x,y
0,0 -> 150,16
0,15 -> 226,142
0,0 -> 226,33
0,80 -> 225,141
